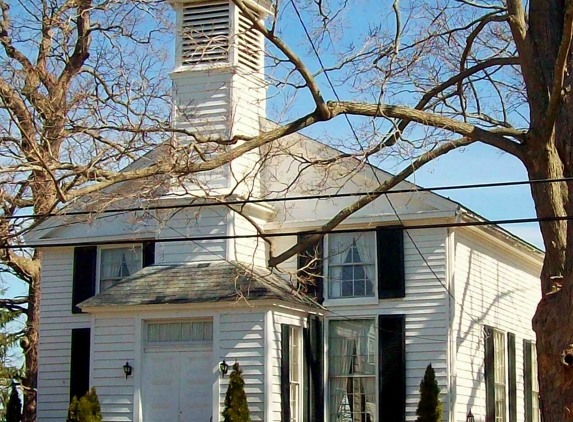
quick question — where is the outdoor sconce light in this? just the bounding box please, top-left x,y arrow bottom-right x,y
466,409 -> 475,422
123,361 -> 132,379
219,360 -> 229,378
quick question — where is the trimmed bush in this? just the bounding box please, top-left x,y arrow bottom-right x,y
222,362 -> 250,422
67,387 -> 102,422
416,364 -> 442,422
5,383 -> 21,422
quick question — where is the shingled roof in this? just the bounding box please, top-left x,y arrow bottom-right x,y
78,261 -> 320,309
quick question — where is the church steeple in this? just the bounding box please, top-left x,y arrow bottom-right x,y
167,0 -> 274,193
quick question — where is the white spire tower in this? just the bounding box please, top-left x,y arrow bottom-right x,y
168,0 -> 274,194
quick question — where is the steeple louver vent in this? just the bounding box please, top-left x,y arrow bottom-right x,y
181,1 -> 230,66
237,9 -> 263,73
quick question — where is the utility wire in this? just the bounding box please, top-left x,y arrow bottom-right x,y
1,176 -> 570,222
288,2 -> 524,329
4,212 -> 554,249
161,214 -> 451,344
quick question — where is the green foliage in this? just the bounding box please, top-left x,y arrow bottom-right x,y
416,364 -> 442,422
0,292 -> 24,422
5,383 -> 21,422
66,388 -> 102,422
222,362 -> 250,422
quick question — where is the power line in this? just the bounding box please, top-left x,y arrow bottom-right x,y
160,216 -> 452,344
2,176 -> 571,221
4,212 -> 553,249
289,0 -> 488,330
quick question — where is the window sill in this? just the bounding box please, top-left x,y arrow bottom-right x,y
322,297 -> 379,307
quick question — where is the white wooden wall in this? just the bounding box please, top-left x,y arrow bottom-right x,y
92,316 -> 136,421
228,211 -> 268,268
155,207 -> 228,264
219,311 -> 266,422
267,310 -> 307,422
37,248 -> 90,422
451,228 -> 541,422
274,227 -> 451,422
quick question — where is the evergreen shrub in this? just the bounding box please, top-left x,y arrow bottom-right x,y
222,362 -> 250,422
66,387 -> 102,422
415,363 -> 442,422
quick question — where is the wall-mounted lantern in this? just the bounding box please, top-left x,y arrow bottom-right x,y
466,409 -> 475,422
219,360 -> 229,378
123,361 -> 132,379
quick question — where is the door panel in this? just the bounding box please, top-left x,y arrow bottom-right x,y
143,348 -> 213,422
142,352 -> 180,422
179,350 -> 213,421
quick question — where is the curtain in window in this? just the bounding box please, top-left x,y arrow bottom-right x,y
329,320 -> 376,422
101,249 -> 123,281
329,325 -> 353,419
328,233 -> 375,297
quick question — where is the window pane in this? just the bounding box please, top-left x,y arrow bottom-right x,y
329,319 -> 376,422
170,323 -> 182,342
148,324 -> 158,342
328,232 -> 376,299
203,321 -> 213,341
100,246 -> 142,291
181,322 -> 192,341
146,321 -> 213,344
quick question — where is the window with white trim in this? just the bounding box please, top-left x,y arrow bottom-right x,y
531,345 -> 540,422
99,246 -> 142,292
327,232 -> 376,299
328,319 -> 376,422
146,321 -> 213,344
289,326 -> 302,422
494,330 -> 507,422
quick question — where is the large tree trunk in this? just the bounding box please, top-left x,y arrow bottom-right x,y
21,276 -> 39,422
532,279 -> 573,421
525,149 -> 572,420
20,171 -> 57,422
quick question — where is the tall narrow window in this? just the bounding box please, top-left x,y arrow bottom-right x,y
494,330 -> 507,422
531,346 -> 540,422
289,327 -> 302,422
486,327 -> 507,422
328,319 -> 376,422
99,246 -> 142,291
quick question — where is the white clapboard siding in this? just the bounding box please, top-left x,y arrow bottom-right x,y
327,228 -> 450,421
37,248 -> 91,422
274,227 -> 449,420
219,311 -> 265,421
268,311 -> 306,422
156,207 -> 228,263
452,229 -> 541,422
228,212 -> 268,267
171,69 -> 232,193
92,316 -> 136,422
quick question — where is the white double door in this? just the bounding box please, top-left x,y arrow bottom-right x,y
142,346 -> 213,422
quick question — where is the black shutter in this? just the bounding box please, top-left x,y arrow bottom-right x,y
378,314 -> 405,422
304,316 -> 323,422
508,332 -> 517,422
524,340 -> 533,422
484,326 -> 495,422
143,241 -> 155,267
72,246 -> 97,314
281,324 -> 291,422
69,328 -> 91,401
297,234 -> 323,303
377,227 -> 405,299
